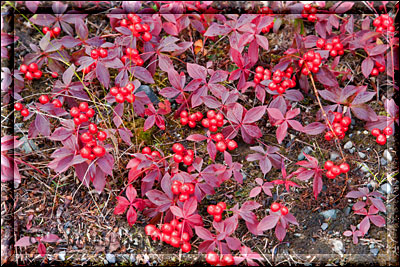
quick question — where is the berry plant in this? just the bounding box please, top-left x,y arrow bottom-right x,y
2,1 -> 398,265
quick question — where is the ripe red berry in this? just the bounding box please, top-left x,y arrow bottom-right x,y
195,111 -> 203,121
142,32 -> 152,42
180,183 -> 191,194
255,66 -> 264,73
371,68 -> 379,76
316,38 -> 326,48
324,131 -> 334,141
51,71 -> 58,78
179,193 -> 189,202
371,128 -> 381,137
221,254 -> 234,266
171,183 -> 181,194
92,145 -> 106,157
201,118 -> 210,128
70,107 -> 80,117
14,103 -> 24,111
214,205 -> 222,215
207,205 -> 216,215
180,110 -> 188,118
207,110 -> 216,119
382,126 -> 393,136
180,117 -> 189,126
97,131 -> 107,141
326,170 -> 336,179
340,117 -> 351,127
125,94 -> 136,103
181,232 -> 190,242
145,224 -> 157,236
331,165 -> 341,176
188,183 -> 195,195
324,161 -> 334,170
91,49 -> 99,59
52,27 -> 61,36
161,223 -> 173,234
33,70 -> 42,79
206,252 -> 219,266
28,63 -> 38,72
73,117 -> 81,125
38,95 -> 50,104
339,163 -> 350,173
270,202 -> 280,212
115,93 -> 125,103
79,102 -> 89,112
81,132 -> 93,143
181,242 -> 191,253
280,206 -> 289,216
217,202 -> 226,210
80,146 -> 91,158
216,141 -> 227,152
151,151 -> 161,159
98,48 -> 108,58
188,120 -> 196,128
209,125 -> 218,132
183,155 -> 193,166
20,64 -> 28,73
226,140 -> 237,150
20,108 -> 30,117
78,113 -> 88,123
213,214 -> 222,222
376,134 -> 387,145
142,146 -> 152,155
172,143 -> 185,154
173,153 -> 183,163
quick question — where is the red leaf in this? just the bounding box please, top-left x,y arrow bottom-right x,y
170,205 -> 184,218
127,206 -> 137,226
276,121 -> 288,144
258,214 -> 280,232
186,63 -> 206,81
195,226 -> 215,241
41,234 -> 60,243
361,57 -> 374,78
114,196 -> 129,214
38,242 -> 46,257
243,106 -> 266,123
359,216 -> 370,234
187,134 -> 207,142
143,115 -> 155,131
15,236 -> 36,247
275,221 -> 286,241
96,61 -> 110,88
315,66 -> 338,87
183,197 -> 197,217
126,185 -> 137,203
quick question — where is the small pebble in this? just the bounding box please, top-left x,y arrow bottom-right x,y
106,254 -> 116,264
330,152 -> 340,161
358,152 -> 366,159
383,149 -> 392,162
351,119 -> 356,125
321,223 -> 329,230
369,244 -> 375,249
344,206 -> 351,216
58,251 -> 66,261
359,163 -> 369,173
319,209 -> 338,220
380,183 -> 392,194
380,158 -> 387,166
363,130 -> 369,135
370,248 -> 379,257
303,146 -> 313,154
297,153 -> 305,161
344,141 -> 353,149
349,148 -> 354,154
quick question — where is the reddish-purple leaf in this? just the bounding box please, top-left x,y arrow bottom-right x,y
41,234 -> 60,243
127,206 -> 137,226
258,214 -> 280,232
361,57 -> 374,78
38,242 -> 46,257
15,236 -> 36,247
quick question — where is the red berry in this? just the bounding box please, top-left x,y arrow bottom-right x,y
142,24 -> 150,32
280,206 -> 289,216
316,38 -> 326,48
188,120 -> 196,128
333,112 -> 342,122
226,140 -> 237,150
42,26 -> 50,34
215,113 -> 224,122
270,202 -> 280,212
181,242 -> 191,253
340,117 -> 351,127
38,95 -> 49,104
32,70 -> 42,79
179,193 -> 189,202
371,68 -> 379,76
207,110 -> 216,119
188,183 -> 195,195
217,202 -> 226,210
325,43 -> 333,51
73,117 -> 81,125
142,146 -> 151,155
20,64 -> 28,73
180,117 -> 189,125
330,49 -> 338,57
88,123 -> 98,134
97,131 -> 107,141
331,165 -> 341,176
115,93 -> 125,103
70,107 -> 80,117
189,113 -> 197,121
86,108 -> 95,118
161,223 -> 173,234
255,66 -> 264,73
145,224 -> 157,236
173,153 -> 183,164
195,111 -> 203,121
376,134 -> 387,145
171,183 -> 181,194
324,131 -> 334,141
324,161 -> 334,170
120,19 -> 129,27
14,103 -> 23,111
180,110 -> 188,118
371,128 -> 381,137
326,170 -> 335,179
99,48 -> 108,58
172,143 -> 185,154
51,72 -> 58,78
382,126 -> 393,136
207,205 -> 216,215
28,63 -> 38,72
339,163 -> 350,173
216,141 -> 227,152
161,233 -> 171,244
80,146 -> 91,158
142,32 -> 152,42
125,94 -> 136,103
181,232 -> 190,242
81,132 -> 93,143
92,145 -> 106,157
221,254 -> 234,266
79,102 -> 89,112
214,133 -> 224,142
91,49 -> 99,59
183,155 -> 193,166
52,27 -> 61,36
151,151 -> 161,159
206,252 -> 219,266
209,125 -> 218,132
213,214 -> 222,222
180,183 -> 191,194
20,108 -> 30,117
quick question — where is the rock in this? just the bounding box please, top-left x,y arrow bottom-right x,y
331,239 -> 345,256
359,163 -> 369,173
344,207 -> 351,216
349,148 -> 354,154
363,130 -> 369,135
106,254 -> 116,264
297,153 -> 305,161
369,244 -> 375,249
370,248 -> 379,257
380,183 -> 392,194
58,251 -> 66,261
319,209 -> 338,220
135,85 -> 159,104
303,146 -> 313,154
358,152 -> 366,159
19,136 -> 38,154
344,141 -> 353,149
330,152 -> 340,161
380,158 -> 387,166
349,133 -> 353,138
383,149 -> 392,162
321,223 -> 329,230
367,180 -> 378,191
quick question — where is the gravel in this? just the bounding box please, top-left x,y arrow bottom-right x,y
106,254 -> 116,264
344,141 -> 353,149
383,149 -> 392,162
58,251 -> 66,261
359,163 -> 370,173
319,209 -> 338,220
358,152 -> 366,159
380,158 -> 387,166
330,152 -> 340,161
370,248 -> 379,257
136,85 -> 159,104
321,223 -> 329,230
380,183 -> 392,194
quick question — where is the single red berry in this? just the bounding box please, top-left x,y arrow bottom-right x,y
370,68 -> 379,76
92,145 -> 106,157
125,94 -> 136,103
339,163 -> 350,173
151,151 -> 161,159
115,93 -> 125,103
70,107 -> 80,117
91,49 -> 99,59
80,132 -> 93,143
181,242 -> 191,253
183,155 -> 193,166
50,71 -> 58,78
280,206 -> 289,216
331,165 -> 341,176
161,233 -> 171,244
213,214 -> 222,222
180,117 -> 189,126
330,49 -> 338,57
73,117 -> 81,125
324,161 -> 334,170
28,63 -> 38,72
171,183 -> 181,194
217,202 -> 226,210
180,183 -> 191,194
144,224 -> 157,236
195,111 -> 203,121
187,183 -> 195,195
80,146 -> 91,158
189,113 -> 197,122
376,134 -> 387,145
32,70 -> 42,79
186,149 -> 194,157
180,110 -> 189,118
206,252 -> 219,266
255,66 -> 264,73
172,143 -> 185,154
14,103 -> 24,111
214,205 -> 222,215
316,38 -> 326,48
216,141 -> 227,152
87,123 -> 98,134
78,113 -> 88,123
371,128 -> 381,137
142,24 -> 150,32
207,205 -> 216,215
86,108 -> 95,118
324,131 -> 334,141
20,108 -> 30,117
325,43 -> 333,51
270,202 -> 281,212
142,31 -> 152,42
52,27 -> 61,36
326,170 -> 336,179
20,64 -> 28,73
179,193 -> 189,202
38,95 -> 50,104
79,102 -> 89,112
97,131 -> 107,141
209,125 -> 218,132
142,146 -> 152,155
221,254 -> 234,266
181,232 -> 190,242
382,126 -> 393,136
207,110 -> 216,119
88,153 -> 96,161
99,48 -> 108,58
340,117 -> 351,127
226,140 -> 237,151
161,223 -> 173,234
201,118 -> 210,128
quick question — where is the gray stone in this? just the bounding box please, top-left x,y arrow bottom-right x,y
370,248 -> 379,257
359,163 -> 369,173
383,149 -> 392,162
351,119 -> 356,125
349,148 -> 355,154
368,180 -> 378,190
19,136 -> 38,154
297,153 -> 305,161
369,244 -> 375,249
344,207 -> 351,216
58,251 -> 66,261
363,130 -> 369,135
358,152 -> 366,159
344,141 -> 353,149
319,209 -> 338,220
135,85 -> 159,104
380,183 -> 392,194
380,158 -> 387,166
321,223 -> 329,230
330,152 -> 340,161
303,146 -> 313,154
106,254 -> 116,264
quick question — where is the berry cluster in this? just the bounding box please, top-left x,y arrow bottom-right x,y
370,62 -> 386,76
14,103 -> 29,117
270,202 -> 289,215
253,65 -> 271,84
90,47 -> 108,59
211,133 -> 238,152
316,37 -> 344,57
301,4 -> 317,22
110,83 -> 136,103
118,14 -> 152,42
171,180 -> 195,202
371,126 -> 393,145
205,251 -> 234,266
19,63 -> 42,81
121,47 -> 144,66
172,143 -> 194,166
42,26 -> 61,38
259,7 -> 274,33
179,110 -> 203,128
373,14 -> 395,33
80,124 -> 108,160
299,50 -> 322,75
70,102 -> 95,126
38,94 -> 62,108
145,220 -> 192,252
141,146 -> 161,159
324,112 -> 351,141
201,110 -> 224,132
207,202 -> 226,222
267,67 -> 297,94
324,161 -> 350,179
